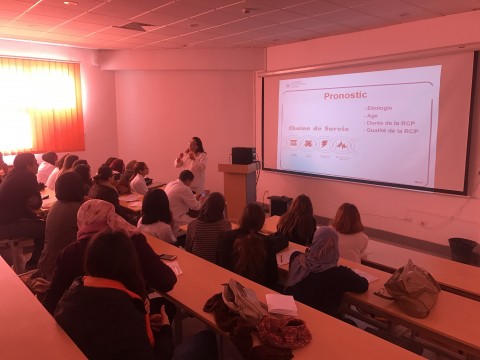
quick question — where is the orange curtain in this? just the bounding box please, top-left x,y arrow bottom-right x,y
0,57 -> 84,155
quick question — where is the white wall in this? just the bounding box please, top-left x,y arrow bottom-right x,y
107,49 -> 264,193
0,39 -> 118,172
258,11 -> 480,245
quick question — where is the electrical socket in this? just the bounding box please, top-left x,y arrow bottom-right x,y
420,220 -> 427,227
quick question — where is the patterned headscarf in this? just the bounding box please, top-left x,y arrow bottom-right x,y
77,199 -> 140,240
286,226 -> 339,288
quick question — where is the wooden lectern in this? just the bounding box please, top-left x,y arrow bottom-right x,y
218,163 -> 257,221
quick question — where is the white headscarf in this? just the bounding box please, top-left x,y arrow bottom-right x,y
77,199 -> 140,239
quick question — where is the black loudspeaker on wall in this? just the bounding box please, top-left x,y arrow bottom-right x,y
268,196 -> 293,216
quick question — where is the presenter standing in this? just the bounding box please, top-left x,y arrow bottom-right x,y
174,137 -> 207,194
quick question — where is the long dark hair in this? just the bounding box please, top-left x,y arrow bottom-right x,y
141,189 -> 172,225
93,165 -> 113,184
84,230 -> 146,299
233,203 -> 267,282
277,194 -> 315,242
192,137 -> 205,153
59,154 -> 79,175
331,203 -> 364,234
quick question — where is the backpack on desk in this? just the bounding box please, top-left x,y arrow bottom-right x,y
222,278 -> 268,325
375,259 -> 441,318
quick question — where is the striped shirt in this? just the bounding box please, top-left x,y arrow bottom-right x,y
186,219 -> 231,263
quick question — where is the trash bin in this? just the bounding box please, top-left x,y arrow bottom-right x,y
448,238 -> 477,264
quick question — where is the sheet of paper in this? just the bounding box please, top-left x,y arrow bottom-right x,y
266,293 -> 298,317
353,268 -> 378,283
276,249 -> 296,266
165,261 -> 183,276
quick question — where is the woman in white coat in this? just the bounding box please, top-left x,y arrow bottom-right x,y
174,137 -> 207,194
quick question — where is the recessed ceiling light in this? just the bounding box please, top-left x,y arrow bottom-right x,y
64,1 -> 79,5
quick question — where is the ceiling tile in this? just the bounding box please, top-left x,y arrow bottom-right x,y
405,0 -> 480,15
355,0 -> 437,21
286,0 -> 344,16
74,12 -> 128,27
152,1 -> 211,18
106,0 -> 173,12
39,0 -> 105,12
130,11 -> 181,26
253,9 -> 307,23
89,3 -> 147,19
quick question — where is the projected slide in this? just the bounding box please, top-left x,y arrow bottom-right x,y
277,66 -> 441,187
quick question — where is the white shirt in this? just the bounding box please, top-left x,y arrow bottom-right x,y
130,173 -> 148,195
337,231 -> 369,263
45,167 -> 60,191
37,161 -> 55,184
174,152 -> 207,194
137,218 -> 176,244
164,179 -> 201,235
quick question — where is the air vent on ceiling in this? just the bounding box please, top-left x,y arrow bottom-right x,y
114,22 -> 154,32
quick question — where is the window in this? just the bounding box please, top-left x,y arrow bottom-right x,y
0,56 -> 84,155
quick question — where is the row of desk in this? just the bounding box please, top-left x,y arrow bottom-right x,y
36,189 -> 480,358
281,241 -> 480,359
0,256 -> 86,359
144,233 -> 423,359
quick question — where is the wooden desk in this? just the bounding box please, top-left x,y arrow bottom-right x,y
0,257 -> 86,359
278,242 -> 480,358
144,233 -> 421,359
363,240 -> 480,301
178,216 -> 279,234
119,193 -> 143,213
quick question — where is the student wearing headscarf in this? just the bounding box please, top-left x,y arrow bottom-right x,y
185,192 -> 231,263
38,171 -> 85,280
284,227 -> 368,317
43,199 -> 177,314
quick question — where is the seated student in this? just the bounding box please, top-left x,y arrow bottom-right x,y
54,230 -> 171,360
284,227 -> 368,318
331,203 -> 369,263
37,151 -> 58,184
185,192 -> 231,263
46,154 -> 68,190
164,170 -> 201,236
138,189 -> 176,245
56,154 -> 79,179
88,165 -> 138,224
277,194 -> 317,246
217,203 -> 278,290
72,163 -> 92,195
0,151 -> 9,184
0,153 -> 45,270
57,231 -> 217,360
130,161 -> 150,195
43,199 -> 177,314
110,158 -> 125,181
38,172 -> 85,281
103,157 -> 118,167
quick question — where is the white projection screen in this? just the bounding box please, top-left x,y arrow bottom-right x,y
261,52 -> 475,195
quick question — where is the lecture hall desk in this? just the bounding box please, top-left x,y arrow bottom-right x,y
280,242 -> 480,359
363,240 -> 480,301
263,215 -> 480,301
0,257 -> 86,359
144,233 -> 422,360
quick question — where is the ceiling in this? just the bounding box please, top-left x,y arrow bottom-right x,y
0,0 -> 479,50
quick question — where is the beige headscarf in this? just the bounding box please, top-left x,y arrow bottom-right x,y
77,199 -> 140,239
